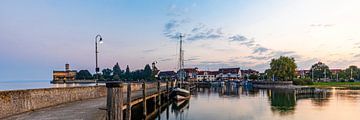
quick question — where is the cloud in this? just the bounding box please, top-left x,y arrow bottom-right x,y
185,56 -> 200,61
354,54 -> 360,58
246,56 -> 269,60
186,24 -> 224,41
253,46 -> 269,54
229,35 -> 248,42
163,19 -> 188,40
142,48 -> 157,53
310,24 -> 334,27
158,58 -> 173,62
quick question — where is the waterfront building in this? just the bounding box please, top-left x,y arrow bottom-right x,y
158,71 -> 177,80
240,69 -> 259,78
217,68 -> 241,80
196,71 -> 219,81
295,70 -> 311,78
182,68 -> 199,81
53,64 -> 77,81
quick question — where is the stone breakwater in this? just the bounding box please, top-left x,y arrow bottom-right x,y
0,82 -> 165,119
0,86 -> 107,119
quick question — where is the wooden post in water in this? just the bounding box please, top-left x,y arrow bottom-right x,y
125,83 -> 132,120
157,81 -> 161,106
142,81 -> 147,118
166,81 -> 169,100
106,81 -> 124,120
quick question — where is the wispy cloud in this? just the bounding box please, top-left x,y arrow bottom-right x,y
142,48 -> 157,53
310,24 -> 334,27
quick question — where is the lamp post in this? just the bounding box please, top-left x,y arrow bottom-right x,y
95,34 -> 103,85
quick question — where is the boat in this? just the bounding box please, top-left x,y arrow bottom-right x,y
171,87 -> 191,101
171,33 -> 191,101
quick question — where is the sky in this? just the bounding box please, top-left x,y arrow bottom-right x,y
1,0 -> 360,81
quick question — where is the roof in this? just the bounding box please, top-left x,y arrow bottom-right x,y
158,71 -> 176,76
183,68 -> 198,73
219,68 -> 240,74
241,69 -> 259,74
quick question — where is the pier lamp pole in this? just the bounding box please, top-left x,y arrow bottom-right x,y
95,34 -> 103,85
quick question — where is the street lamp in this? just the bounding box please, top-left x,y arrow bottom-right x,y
95,34 -> 103,85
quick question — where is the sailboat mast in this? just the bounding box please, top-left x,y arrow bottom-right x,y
179,33 -> 185,84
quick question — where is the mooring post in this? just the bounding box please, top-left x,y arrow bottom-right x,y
166,81 -> 169,100
142,81 -> 147,117
106,81 -> 124,120
125,83 -> 132,120
157,81 -> 161,106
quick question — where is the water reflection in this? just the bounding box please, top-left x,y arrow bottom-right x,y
153,85 -> 360,120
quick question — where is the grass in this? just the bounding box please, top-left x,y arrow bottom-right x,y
309,82 -> 360,89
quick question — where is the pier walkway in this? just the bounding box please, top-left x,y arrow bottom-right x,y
4,87 -> 167,120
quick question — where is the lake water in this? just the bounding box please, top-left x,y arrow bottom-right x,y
0,80 -> 96,91
153,86 -> 360,120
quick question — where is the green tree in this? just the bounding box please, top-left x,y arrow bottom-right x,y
344,65 -> 360,80
112,62 -> 123,79
102,68 -> 113,80
76,70 -> 93,80
124,65 -> 131,80
143,64 -> 153,80
310,62 -> 331,81
269,56 -> 297,81
249,74 -> 259,80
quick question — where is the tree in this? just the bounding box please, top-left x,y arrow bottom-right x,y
112,62 -> 123,79
76,70 -> 93,80
269,56 -> 297,81
124,65 -> 131,80
143,64 -> 153,80
344,65 -> 360,80
102,68 -> 113,80
249,74 -> 259,80
310,62 -> 331,81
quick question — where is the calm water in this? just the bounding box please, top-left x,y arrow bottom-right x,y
154,86 -> 360,120
0,80 -> 97,91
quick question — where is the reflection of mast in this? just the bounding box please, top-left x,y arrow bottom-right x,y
179,33 -> 185,86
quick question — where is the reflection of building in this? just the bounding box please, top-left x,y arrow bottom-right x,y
196,71 -> 219,81
53,64 -> 77,81
218,68 -> 241,80
158,71 -> 177,80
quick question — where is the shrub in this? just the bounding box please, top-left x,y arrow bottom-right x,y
293,78 -> 313,85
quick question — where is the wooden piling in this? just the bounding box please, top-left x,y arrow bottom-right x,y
106,81 -> 124,120
157,81 -> 161,106
166,81 -> 169,100
142,81 -> 147,117
125,83 -> 132,120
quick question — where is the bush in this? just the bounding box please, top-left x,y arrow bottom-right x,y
293,78 -> 313,85
340,80 -> 346,82
349,80 -> 355,82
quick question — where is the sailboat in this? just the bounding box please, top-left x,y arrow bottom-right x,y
171,33 -> 191,101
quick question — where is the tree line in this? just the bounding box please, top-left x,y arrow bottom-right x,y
75,62 -> 157,81
259,56 -> 360,82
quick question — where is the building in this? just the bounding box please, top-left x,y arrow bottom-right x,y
53,64 -> 77,81
182,68 -> 198,81
218,68 -> 241,80
295,70 -> 311,78
158,71 -> 177,80
196,71 -> 219,81
241,69 -> 259,78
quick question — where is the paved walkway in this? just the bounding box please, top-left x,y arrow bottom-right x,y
4,87 -> 167,120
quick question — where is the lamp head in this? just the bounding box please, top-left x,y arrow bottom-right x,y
99,37 -> 103,44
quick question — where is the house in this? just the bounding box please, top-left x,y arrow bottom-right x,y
218,68 -> 241,80
53,64 -> 77,81
182,68 -> 198,81
241,69 -> 259,78
196,71 -> 219,81
295,70 -> 311,78
158,71 -> 177,80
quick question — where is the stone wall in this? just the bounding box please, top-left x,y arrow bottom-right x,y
0,82 -> 168,119
0,86 -> 107,119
